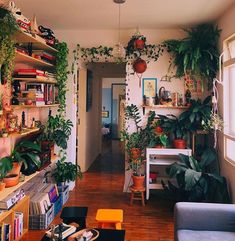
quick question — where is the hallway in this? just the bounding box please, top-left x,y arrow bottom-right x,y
22,140 -> 174,241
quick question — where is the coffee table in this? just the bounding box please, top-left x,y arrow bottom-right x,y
67,228 -> 125,241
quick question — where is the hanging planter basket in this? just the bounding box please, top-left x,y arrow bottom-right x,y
133,58 -> 147,74
134,39 -> 145,50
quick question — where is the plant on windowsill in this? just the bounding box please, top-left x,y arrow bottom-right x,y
162,148 -> 230,203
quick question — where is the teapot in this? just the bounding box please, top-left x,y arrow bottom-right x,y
159,87 -> 171,101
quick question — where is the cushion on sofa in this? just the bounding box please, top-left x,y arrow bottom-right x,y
177,230 -> 235,241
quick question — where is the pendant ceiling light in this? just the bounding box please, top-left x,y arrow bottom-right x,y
112,0 -> 126,62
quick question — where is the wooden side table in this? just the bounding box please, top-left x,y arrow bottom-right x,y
130,186 -> 145,206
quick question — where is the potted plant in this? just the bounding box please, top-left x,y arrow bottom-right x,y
158,114 -> 188,149
149,133 -> 168,148
45,155 -> 82,187
162,148 -> 230,203
179,96 -> 211,131
2,140 -> 41,187
163,24 -> 221,89
121,104 -> 156,188
0,156 -> 12,191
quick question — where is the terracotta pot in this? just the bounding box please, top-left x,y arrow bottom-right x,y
133,58 -> 147,74
173,139 -> 186,149
155,145 -> 164,149
0,182 -> 6,191
3,174 -> 19,187
154,126 -> 163,134
132,175 -> 145,189
9,162 -> 22,176
130,148 -> 141,160
134,39 -> 145,50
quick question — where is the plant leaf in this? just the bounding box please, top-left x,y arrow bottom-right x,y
185,169 -> 201,191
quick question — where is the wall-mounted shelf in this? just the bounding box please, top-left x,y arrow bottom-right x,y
13,77 -> 57,84
11,104 -> 59,110
15,51 -> 54,68
142,105 -> 189,114
13,30 -> 58,53
0,128 -> 40,139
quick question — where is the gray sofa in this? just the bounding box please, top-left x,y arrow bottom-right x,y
174,202 -> 235,241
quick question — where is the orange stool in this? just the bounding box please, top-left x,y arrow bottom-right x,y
130,186 -> 145,206
96,209 -> 123,230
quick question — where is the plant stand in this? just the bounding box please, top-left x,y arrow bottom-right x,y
130,186 -> 145,206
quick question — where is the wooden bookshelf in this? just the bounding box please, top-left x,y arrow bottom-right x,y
13,30 -> 58,53
13,77 -> 57,84
15,51 -> 54,68
0,210 -> 14,241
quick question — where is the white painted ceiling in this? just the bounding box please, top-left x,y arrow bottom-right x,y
14,0 -> 235,30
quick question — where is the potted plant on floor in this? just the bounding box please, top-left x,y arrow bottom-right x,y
158,114 -> 188,149
121,104 -> 156,188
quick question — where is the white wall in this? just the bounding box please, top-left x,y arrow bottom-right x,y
217,1 -> 235,202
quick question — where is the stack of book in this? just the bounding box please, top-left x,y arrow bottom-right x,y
14,69 -> 48,81
0,222 -> 11,241
14,212 -> 23,240
32,50 -> 56,65
46,223 -> 76,240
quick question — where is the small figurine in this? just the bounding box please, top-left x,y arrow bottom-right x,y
22,111 -> 26,128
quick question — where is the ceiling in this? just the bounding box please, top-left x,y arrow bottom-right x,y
14,0 -> 235,30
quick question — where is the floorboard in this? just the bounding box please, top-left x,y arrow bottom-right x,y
21,140 -> 174,241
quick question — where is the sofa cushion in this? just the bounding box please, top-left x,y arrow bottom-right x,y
177,230 -> 235,241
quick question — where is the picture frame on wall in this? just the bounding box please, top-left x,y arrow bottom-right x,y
142,78 -> 157,97
102,111 -> 109,118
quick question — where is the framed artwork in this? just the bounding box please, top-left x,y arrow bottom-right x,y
86,70 -> 93,112
142,78 -> 157,97
102,111 -> 109,118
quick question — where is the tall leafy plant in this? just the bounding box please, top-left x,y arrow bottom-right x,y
164,24 -> 221,89
162,148 -> 230,203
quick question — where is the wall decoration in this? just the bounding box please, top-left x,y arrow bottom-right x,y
142,78 -> 157,97
184,76 -> 202,94
102,111 -> 109,118
86,70 -> 93,112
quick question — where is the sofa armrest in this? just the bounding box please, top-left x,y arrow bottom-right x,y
175,202 -> 235,232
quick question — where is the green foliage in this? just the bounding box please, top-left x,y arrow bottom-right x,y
48,155 -> 82,183
179,96 -> 212,131
0,7 -> 18,86
163,148 -> 230,203
1,141 -> 41,173
0,157 -> 13,180
164,24 -> 221,89
39,114 -> 73,150
55,42 -> 69,114
158,114 -> 188,139
149,133 -> 168,147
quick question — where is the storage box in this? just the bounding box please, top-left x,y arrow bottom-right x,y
29,205 -> 54,230
58,185 -> 69,205
53,195 -> 63,217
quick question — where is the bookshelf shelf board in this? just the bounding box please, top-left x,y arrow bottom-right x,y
13,77 -> 57,84
15,51 -> 54,68
142,105 -> 189,109
13,30 -> 58,53
11,104 -> 59,110
0,156 -> 59,201
0,128 -> 40,140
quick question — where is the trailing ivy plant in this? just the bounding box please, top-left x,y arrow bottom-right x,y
0,7 -> 18,86
55,42 -> 69,114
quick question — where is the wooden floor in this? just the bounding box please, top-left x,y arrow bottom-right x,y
21,140 -> 174,241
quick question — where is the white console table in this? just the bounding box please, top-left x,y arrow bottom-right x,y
146,148 -> 192,200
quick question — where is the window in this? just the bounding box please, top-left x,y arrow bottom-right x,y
223,34 -> 235,163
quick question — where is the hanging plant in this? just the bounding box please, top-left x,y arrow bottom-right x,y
55,42 -> 69,114
127,34 -> 146,52
0,7 -> 18,86
163,24 -> 221,89
133,58 -> 147,74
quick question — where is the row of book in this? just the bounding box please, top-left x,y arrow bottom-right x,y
16,83 -> 58,106
0,222 -> 10,241
14,212 -> 23,240
14,69 -> 56,82
23,182 -> 59,215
